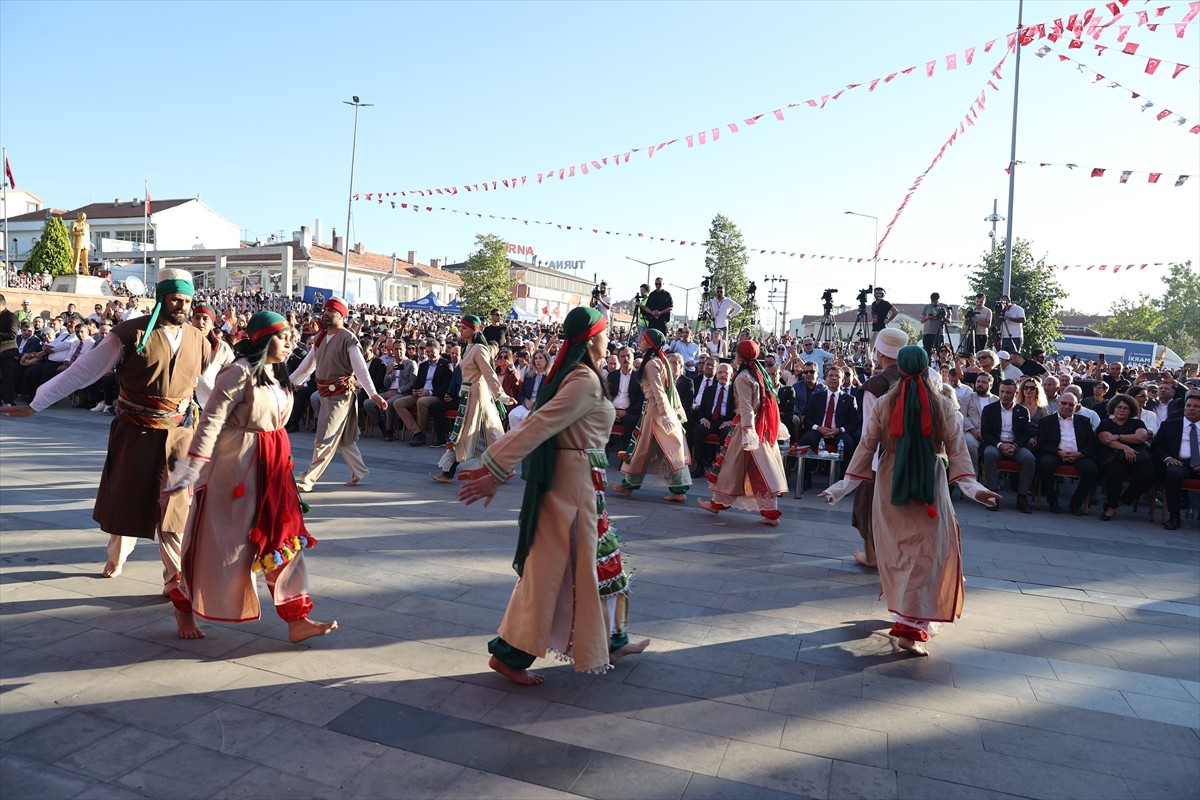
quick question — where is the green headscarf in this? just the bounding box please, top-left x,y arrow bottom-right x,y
639,327 -> 679,411
136,269 -> 195,354
459,315 -> 486,346
512,306 -> 606,576
889,345 -> 938,515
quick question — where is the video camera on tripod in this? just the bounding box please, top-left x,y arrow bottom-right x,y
821,288 -> 837,314
856,286 -> 873,308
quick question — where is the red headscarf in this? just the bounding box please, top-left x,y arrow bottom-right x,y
736,340 -> 780,442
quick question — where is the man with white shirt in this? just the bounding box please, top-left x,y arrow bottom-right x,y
1036,392 -> 1099,515
1062,385 -> 1100,430
121,297 -> 145,321
668,327 -> 701,377
981,379 -> 1035,513
960,372 -> 997,475
1153,392 -> 1200,530
689,361 -> 735,477
20,317 -> 82,397
707,285 -> 743,357
997,294 -> 1025,353
607,346 -> 642,454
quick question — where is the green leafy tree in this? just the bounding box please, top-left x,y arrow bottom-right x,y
24,216 -> 73,277
458,233 -> 514,318
701,213 -> 755,332
1096,294 -> 1164,344
895,318 -> 920,345
965,237 -> 1067,354
1154,262 -> 1200,358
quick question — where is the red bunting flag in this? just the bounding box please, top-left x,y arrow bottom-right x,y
1091,167 -> 1106,177
1148,173 -> 1161,183
965,46 -> 975,64
926,60 -> 936,77
3,155 -> 13,189
1172,62 -> 1189,78
946,53 -> 957,70
1146,57 -> 1161,73
1156,109 -> 1172,120
1123,41 -> 1139,54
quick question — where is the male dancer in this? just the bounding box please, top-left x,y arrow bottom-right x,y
290,297 -> 386,491
1,269 -> 211,592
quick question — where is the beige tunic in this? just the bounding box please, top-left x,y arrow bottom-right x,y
94,318 -> 211,539
621,356 -> 690,478
179,362 -> 305,622
827,396 -> 988,623
447,340 -> 505,463
481,366 -> 617,673
709,369 -> 788,509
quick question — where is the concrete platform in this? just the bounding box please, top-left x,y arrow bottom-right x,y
2,405 -> 1197,799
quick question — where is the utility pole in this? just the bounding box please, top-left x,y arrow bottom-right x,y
984,198 -> 1005,253
625,256 -> 673,287
764,275 -> 789,339
342,95 -> 373,299
1001,0 -> 1025,297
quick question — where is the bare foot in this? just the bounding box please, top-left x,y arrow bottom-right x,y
663,494 -> 685,503
430,472 -> 454,483
610,483 -> 633,496
296,483 -> 313,494
175,609 -> 205,639
288,617 -> 338,643
896,637 -> 929,657
345,475 -> 363,487
853,551 -> 878,569
609,638 -> 650,665
102,561 -> 122,578
696,499 -> 720,514
759,516 -> 780,526
488,654 -> 544,685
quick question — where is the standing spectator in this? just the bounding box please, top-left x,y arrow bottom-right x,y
706,285 -> 743,357
919,292 -> 952,355
869,287 -> 898,354
997,294 -> 1025,353
964,293 -> 992,355
643,277 -> 673,335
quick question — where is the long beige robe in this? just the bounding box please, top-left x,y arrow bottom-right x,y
825,395 -> 989,624
621,356 -> 690,480
480,366 -> 617,673
445,340 -> 505,464
708,369 -> 787,511
179,362 -> 307,622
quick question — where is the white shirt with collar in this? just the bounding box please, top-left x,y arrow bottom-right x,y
1181,420 -> 1198,461
613,370 -> 633,410
1058,414 -> 1078,453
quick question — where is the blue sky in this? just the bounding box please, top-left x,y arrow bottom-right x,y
2,0 -> 1196,318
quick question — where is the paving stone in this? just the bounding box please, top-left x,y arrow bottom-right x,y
436,767 -> 585,799
496,736 -> 594,790
634,695 -> 787,747
829,759 -> 897,800
5,710 -> 126,763
115,743 -> 256,798
680,774 -> 807,799
779,714 -> 889,769
716,739 -> 832,799
1,752 -> 96,800
56,725 -> 179,781
205,764 -> 342,800
568,753 -> 693,800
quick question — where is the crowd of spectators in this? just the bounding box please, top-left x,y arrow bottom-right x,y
7,288 -> 1199,531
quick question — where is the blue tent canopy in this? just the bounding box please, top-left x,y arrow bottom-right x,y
399,291 -> 449,312
507,305 -> 538,321
443,299 -> 462,314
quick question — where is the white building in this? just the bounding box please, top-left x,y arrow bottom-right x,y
442,257 -> 595,320
6,196 -> 240,270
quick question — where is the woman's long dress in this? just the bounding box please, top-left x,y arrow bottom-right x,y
620,356 -> 691,489
707,369 -> 787,512
440,341 -> 505,471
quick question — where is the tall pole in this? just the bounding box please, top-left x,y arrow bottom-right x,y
343,96 -> 373,299
1002,0 -> 1024,297
984,198 -> 1005,253
843,211 -> 878,288
765,276 -> 789,339
2,147 -> 8,284
143,180 -> 149,286
669,283 -> 700,326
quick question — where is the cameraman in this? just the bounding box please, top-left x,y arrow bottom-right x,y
965,293 -> 992,353
920,292 -> 954,355
869,287 -> 898,353
590,281 -> 612,323
997,294 -> 1025,353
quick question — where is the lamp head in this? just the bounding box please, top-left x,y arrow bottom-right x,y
352,95 -> 360,103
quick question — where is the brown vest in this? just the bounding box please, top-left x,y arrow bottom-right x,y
111,316 -> 209,399
313,327 -> 357,380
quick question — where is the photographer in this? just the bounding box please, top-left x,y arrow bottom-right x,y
869,287 -> 898,352
964,293 -> 992,354
631,283 -> 651,339
920,292 -> 954,356
590,281 -> 612,323
997,294 -> 1025,353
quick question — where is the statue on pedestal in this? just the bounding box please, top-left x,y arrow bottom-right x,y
70,212 -> 91,275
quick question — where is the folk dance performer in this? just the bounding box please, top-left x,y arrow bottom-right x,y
0,269 -> 211,591
191,304 -> 235,409
431,314 -> 512,483
697,340 -> 788,525
611,328 -> 691,502
164,312 -> 337,642
458,307 -> 648,684
289,297 -> 386,492
820,346 -> 1000,656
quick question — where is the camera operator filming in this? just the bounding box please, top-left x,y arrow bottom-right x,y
590,281 -> 612,324
869,287 -> 898,353
920,292 -> 954,357
706,284 -> 743,358
996,294 -> 1024,353
963,293 -> 992,355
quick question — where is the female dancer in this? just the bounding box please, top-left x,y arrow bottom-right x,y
165,311 -> 337,643
459,307 -> 647,684
821,346 -> 999,655
432,315 -> 511,482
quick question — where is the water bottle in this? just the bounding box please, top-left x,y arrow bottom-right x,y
817,439 -> 825,455
837,440 -> 845,459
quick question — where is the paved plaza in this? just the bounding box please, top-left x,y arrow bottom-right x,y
2,405 -> 1198,799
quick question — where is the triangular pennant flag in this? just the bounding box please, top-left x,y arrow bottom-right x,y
1148,172 -> 1161,183
1146,57 -> 1161,74
1172,63 -> 1189,78
1176,175 -> 1190,186
1119,170 -> 1132,183
1091,167 -> 1106,177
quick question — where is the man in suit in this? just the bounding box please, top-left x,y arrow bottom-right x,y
982,378 -> 1035,513
1152,392 -> 1200,530
789,360 -> 821,442
1036,392 -> 1100,515
394,338 -> 452,445
689,361 -> 735,477
607,346 -> 643,454
428,344 -> 462,447
960,372 -> 997,476
797,365 -> 860,458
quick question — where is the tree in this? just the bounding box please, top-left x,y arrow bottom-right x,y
1096,294 -> 1163,344
895,318 -> 919,345
23,215 -> 73,277
701,213 -> 755,332
457,233 -> 513,318
965,237 -> 1067,355
1155,262 -> 1200,359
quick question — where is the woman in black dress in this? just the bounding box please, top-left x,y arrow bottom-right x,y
1095,393 -> 1154,521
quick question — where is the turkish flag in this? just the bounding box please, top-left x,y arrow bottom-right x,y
1173,62 -> 1189,78
1119,171 -> 1132,183
926,59 -> 936,77
4,155 -> 14,189
1069,39 -> 1084,48
1146,58 -> 1161,74
965,46 -> 975,63
946,53 -> 957,70
1148,173 -> 1161,183
1091,168 -> 1106,177
1123,41 -> 1139,54
1156,109 -> 1171,120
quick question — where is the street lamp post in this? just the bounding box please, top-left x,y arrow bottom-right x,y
668,283 -> 700,327
624,256 -> 674,288
843,211 -> 879,290
342,95 -> 373,299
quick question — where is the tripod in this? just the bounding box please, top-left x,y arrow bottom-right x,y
848,303 -> 870,345
815,304 -> 839,347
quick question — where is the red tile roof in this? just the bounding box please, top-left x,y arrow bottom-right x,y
303,244 -> 462,284
8,199 -> 192,223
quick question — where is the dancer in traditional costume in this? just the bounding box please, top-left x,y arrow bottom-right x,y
611,328 -> 691,502
164,312 -> 336,642
697,340 -> 788,525
191,304 -> 235,409
458,307 -> 648,684
432,314 -> 511,483
290,297 -> 386,492
821,346 -> 999,655
2,269 -> 211,592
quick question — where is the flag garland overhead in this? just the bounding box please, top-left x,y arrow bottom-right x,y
1012,161 -> 1192,185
